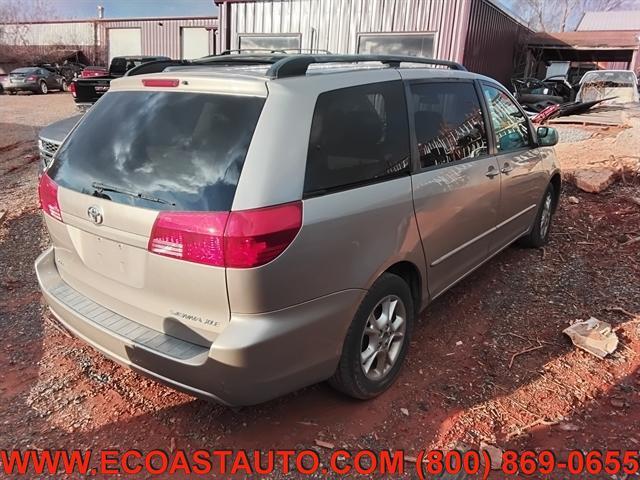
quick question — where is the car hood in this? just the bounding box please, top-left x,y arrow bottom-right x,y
39,114 -> 83,143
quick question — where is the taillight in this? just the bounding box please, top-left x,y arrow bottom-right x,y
147,201 -> 302,268
26,75 -> 37,82
69,81 -> 76,97
148,212 -> 228,266
38,174 -> 62,221
224,202 -> 302,268
142,79 -> 179,88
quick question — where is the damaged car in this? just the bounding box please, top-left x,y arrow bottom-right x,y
576,70 -> 639,104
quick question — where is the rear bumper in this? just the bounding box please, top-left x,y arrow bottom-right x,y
5,83 -> 39,92
74,102 -> 93,112
36,247 -> 363,405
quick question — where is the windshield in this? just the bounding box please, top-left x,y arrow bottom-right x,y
580,71 -> 636,87
48,91 -> 265,211
545,62 -> 570,79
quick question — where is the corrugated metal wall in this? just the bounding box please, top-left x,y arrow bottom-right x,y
98,18 -> 218,60
0,17 -> 218,65
462,0 -> 532,85
0,21 -> 95,46
221,0 -> 472,63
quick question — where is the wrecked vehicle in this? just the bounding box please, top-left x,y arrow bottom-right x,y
576,70 -> 639,104
512,61 -> 598,112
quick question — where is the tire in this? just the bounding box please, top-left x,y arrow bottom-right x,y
39,81 -> 48,94
329,272 -> 414,399
519,183 -> 555,248
8,91 -> 16,95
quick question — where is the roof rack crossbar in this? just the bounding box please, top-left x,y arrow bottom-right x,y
266,55 -> 467,79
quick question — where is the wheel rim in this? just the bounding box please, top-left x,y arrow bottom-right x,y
540,192 -> 552,238
41,82 -> 47,94
360,295 -> 406,381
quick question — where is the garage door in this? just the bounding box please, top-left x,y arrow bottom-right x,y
108,28 -> 142,62
181,28 -> 210,60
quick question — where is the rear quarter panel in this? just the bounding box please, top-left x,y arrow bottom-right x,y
226,176 -> 426,314
228,70 -> 427,314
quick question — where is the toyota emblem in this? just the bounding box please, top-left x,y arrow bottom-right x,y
87,205 -> 104,225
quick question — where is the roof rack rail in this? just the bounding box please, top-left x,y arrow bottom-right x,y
266,54 -> 467,79
211,48 -> 334,57
220,48 -> 288,55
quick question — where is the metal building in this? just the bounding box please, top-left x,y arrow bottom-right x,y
214,0 -> 532,84
527,10 -> 640,73
98,17 -> 218,61
0,16 -> 218,68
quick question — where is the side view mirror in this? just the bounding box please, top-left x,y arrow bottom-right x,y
537,126 -> 559,147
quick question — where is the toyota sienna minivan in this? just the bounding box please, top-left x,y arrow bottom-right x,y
36,54 -> 561,406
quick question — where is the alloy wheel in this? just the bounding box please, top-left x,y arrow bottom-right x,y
540,192 -> 552,238
360,295 -> 407,381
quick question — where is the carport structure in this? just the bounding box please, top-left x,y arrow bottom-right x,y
526,30 -> 640,76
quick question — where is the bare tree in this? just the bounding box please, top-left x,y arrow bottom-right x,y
518,0 -> 636,31
0,0 -> 60,65
0,0 -> 59,44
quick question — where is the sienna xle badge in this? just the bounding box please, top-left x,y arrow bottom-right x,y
36,54 -> 561,405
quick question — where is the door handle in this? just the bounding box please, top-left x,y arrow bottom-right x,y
486,166 -> 499,178
501,163 -> 514,174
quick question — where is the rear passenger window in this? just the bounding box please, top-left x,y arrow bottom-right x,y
304,81 -> 410,195
482,84 -> 531,153
410,82 -> 488,169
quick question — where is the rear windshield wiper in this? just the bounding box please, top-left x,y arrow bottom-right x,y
91,182 -> 176,206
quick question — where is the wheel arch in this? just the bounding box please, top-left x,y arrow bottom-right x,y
549,172 -> 561,213
383,261 -> 423,314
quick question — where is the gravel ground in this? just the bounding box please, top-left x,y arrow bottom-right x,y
1,94 -> 639,479
554,125 -> 595,143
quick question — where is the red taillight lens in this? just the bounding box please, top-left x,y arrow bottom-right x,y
142,78 -> 179,88
26,75 -> 37,82
148,212 -> 229,266
38,174 -> 62,221
147,202 -> 302,268
69,81 -> 76,97
224,202 -> 302,268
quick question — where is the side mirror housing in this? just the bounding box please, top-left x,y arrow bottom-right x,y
537,126 -> 559,147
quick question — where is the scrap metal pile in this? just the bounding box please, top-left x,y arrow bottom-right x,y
512,61 -> 639,124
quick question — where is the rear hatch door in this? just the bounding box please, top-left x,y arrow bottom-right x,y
45,86 -> 266,344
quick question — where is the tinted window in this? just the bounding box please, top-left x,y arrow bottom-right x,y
305,81 -> 410,194
410,82 -> 488,168
49,91 -> 265,211
358,34 -> 435,58
482,84 -> 531,153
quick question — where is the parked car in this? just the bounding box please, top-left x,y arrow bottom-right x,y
72,55 -> 170,109
80,65 -> 109,78
38,114 -> 83,172
4,67 -> 66,94
576,70 -> 639,104
36,54 -> 561,406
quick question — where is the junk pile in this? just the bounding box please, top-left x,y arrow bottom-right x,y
512,62 -> 638,125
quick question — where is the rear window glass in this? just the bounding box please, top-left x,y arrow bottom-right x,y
305,81 -> 410,195
49,91 -> 265,211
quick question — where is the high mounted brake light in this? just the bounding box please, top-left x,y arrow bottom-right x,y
148,202 -> 302,268
142,79 -> 179,88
